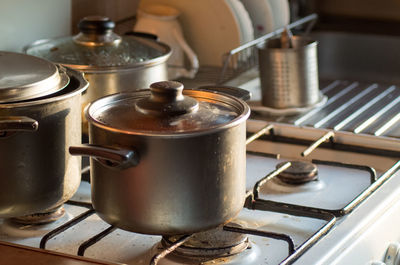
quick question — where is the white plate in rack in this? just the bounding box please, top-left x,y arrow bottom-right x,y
139,0 -> 241,66
268,0 -> 290,30
239,0 -> 274,38
226,0 -> 254,44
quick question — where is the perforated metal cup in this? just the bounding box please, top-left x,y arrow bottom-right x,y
258,36 -> 320,109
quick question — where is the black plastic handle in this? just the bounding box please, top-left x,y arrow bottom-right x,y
69,144 -> 140,170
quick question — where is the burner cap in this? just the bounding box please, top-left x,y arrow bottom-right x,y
276,160 -> 318,185
10,206 -> 65,225
162,224 -> 248,259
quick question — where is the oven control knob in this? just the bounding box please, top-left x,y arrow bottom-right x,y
385,242 -> 400,265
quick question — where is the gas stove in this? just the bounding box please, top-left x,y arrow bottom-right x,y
1,118 -> 400,265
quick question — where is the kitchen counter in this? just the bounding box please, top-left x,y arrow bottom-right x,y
0,241 -> 119,265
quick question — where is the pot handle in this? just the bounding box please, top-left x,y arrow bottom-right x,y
124,31 -> 159,41
69,144 -> 140,169
196,86 -> 251,101
0,116 -> 39,137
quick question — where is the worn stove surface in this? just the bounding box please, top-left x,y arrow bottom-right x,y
244,78 -> 400,139
0,241 -> 114,265
2,30 -> 400,265
0,119 -> 400,265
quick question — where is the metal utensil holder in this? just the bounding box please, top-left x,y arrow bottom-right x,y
218,13 -> 318,84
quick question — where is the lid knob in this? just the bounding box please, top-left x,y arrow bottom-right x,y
73,16 -> 122,46
135,81 -> 199,116
78,16 -> 115,35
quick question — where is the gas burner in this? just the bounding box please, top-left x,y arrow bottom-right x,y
11,206 -> 66,225
276,161 -> 318,185
0,209 -> 73,238
163,226 -> 248,258
155,224 -> 263,264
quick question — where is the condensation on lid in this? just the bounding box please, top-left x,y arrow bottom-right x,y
88,90 -> 248,134
25,36 -> 170,69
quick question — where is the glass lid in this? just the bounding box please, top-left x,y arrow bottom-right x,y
88,81 -> 249,134
0,51 -> 69,103
24,16 -> 171,70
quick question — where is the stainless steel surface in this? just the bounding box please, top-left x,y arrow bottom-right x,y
70,82 -> 250,235
0,52 -> 69,103
0,67 -> 88,218
314,32 -> 400,85
258,36 -> 320,109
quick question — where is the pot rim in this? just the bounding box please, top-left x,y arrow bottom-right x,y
85,89 -> 251,137
261,35 -> 318,51
24,38 -> 172,73
0,67 -> 88,108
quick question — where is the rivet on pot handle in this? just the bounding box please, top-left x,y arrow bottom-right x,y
69,144 -> 140,170
0,116 -> 39,137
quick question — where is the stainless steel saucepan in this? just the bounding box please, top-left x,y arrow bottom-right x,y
69,81 -> 250,235
25,16 -> 171,134
0,51 -> 88,218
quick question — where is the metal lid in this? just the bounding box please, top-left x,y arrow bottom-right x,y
24,16 -> 171,71
87,81 -> 250,134
0,51 -> 70,103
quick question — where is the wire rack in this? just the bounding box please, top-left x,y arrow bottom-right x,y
217,13 -> 318,85
116,14 -> 318,89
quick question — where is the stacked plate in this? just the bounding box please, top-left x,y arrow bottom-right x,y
138,0 -> 289,66
240,0 -> 290,38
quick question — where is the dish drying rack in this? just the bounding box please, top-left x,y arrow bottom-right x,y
218,13 -> 317,84
177,13 -> 318,88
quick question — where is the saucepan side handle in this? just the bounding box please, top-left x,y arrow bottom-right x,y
69,144 -> 140,170
0,116 -> 39,136
124,31 -> 159,41
196,86 -> 251,101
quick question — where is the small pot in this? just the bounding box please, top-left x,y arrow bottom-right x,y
69,81 -> 250,235
0,51 -> 88,218
24,16 -> 171,134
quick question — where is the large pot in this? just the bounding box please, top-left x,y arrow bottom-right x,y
24,16 -> 171,133
69,81 -> 250,235
0,51 -> 88,218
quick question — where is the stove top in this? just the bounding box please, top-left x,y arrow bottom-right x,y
1,119 -> 400,265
